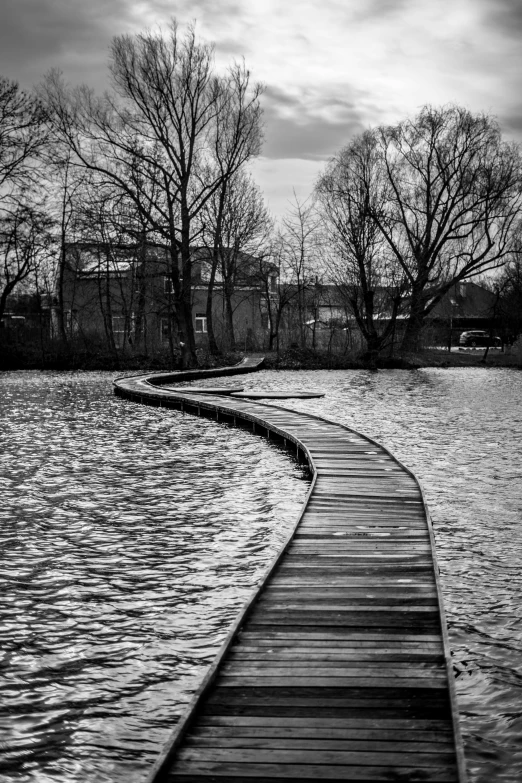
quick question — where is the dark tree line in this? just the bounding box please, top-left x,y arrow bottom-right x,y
316,105 -> 522,355
41,22 -> 264,368
0,77 -> 53,322
2,25 -> 522,364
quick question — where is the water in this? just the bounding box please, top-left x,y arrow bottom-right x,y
0,372 -> 309,782
224,367 -> 522,783
1,368 -> 521,782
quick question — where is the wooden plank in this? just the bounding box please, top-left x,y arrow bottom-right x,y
114,370 -> 466,783
206,684 -> 452,705
197,715 -> 455,732
221,666 -> 446,678
188,725 -> 455,746
229,654 -> 446,663
182,741 -> 459,768
217,676 -> 447,690
239,629 -> 444,640
175,744 -> 457,767
170,760 -> 458,781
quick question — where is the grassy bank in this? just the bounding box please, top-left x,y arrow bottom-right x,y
262,346 -> 522,370
2,341 -> 521,373
0,341 -> 243,372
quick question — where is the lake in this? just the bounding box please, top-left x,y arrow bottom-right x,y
1,367 -> 521,782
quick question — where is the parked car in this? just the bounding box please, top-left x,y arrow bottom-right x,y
458,330 -> 502,348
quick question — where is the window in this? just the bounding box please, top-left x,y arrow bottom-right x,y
270,275 -> 278,294
112,316 -> 125,348
195,313 -> 207,333
164,276 -> 174,294
160,318 -> 170,344
64,310 -> 78,335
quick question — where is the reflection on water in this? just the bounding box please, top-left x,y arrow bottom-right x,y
2,368 -> 521,782
229,367 -> 521,783
0,371 -> 309,783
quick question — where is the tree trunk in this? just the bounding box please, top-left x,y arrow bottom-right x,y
99,268 -> 119,363
0,282 -> 16,323
56,244 -> 68,343
350,291 -> 385,358
269,308 -> 281,352
176,215 -> 198,369
223,283 -> 236,351
205,249 -> 221,356
133,238 -> 147,350
177,296 -> 198,368
400,287 -> 426,353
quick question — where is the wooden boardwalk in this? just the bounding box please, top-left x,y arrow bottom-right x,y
114,360 -> 466,783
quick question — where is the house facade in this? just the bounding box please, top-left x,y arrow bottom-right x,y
56,243 -> 277,354
296,280 -> 502,352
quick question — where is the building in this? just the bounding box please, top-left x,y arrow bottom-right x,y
296,280 -> 502,351
56,243 -> 277,354
429,281 -> 501,333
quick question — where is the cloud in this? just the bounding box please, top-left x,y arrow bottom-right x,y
0,0 -> 137,89
1,0 -> 520,217
480,0 -> 522,37
261,85 -> 366,160
250,156 -> 324,218
350,0 -> 410,21
500,112 -> 522,136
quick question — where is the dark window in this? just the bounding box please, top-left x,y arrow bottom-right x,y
195,313 -> 207,333
160,318 -> 170,344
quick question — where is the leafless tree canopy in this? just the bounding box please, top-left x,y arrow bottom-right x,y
317,105 -> 522,353
317,132 -> 407,355
0,78 -> 51,320
41,21 -> 264,367
199,171 -> 272,352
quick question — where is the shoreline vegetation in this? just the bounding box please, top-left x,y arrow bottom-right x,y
1,22 -> 522,379
2,343 -> 521,372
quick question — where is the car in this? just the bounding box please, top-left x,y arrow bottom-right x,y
458,330 -> 502,348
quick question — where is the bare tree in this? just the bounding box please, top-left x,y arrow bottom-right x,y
255,236 -> 303,353
278,194 -> 322,348
372,105 -> 522,352
0,200 -> 55,321
0,78 -> 50,316
42,21 -> 263,367
200,171 -> 272,352
44,149 -> 90,342
0,77 -> 48,199
495,250 -> 522,341
319,106 -> 522,354
317,131 -> 407,357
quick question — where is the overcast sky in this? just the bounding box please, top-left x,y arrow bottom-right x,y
1,0 -> 521,219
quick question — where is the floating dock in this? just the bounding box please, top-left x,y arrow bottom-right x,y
114,359 -> 466,783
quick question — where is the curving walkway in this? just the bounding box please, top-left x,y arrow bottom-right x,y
114,359 -> 466,783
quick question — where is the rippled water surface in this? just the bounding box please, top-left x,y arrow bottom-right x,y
0,371 -> 309,782
2,368 -> 522,782
219,366 -> 521,783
